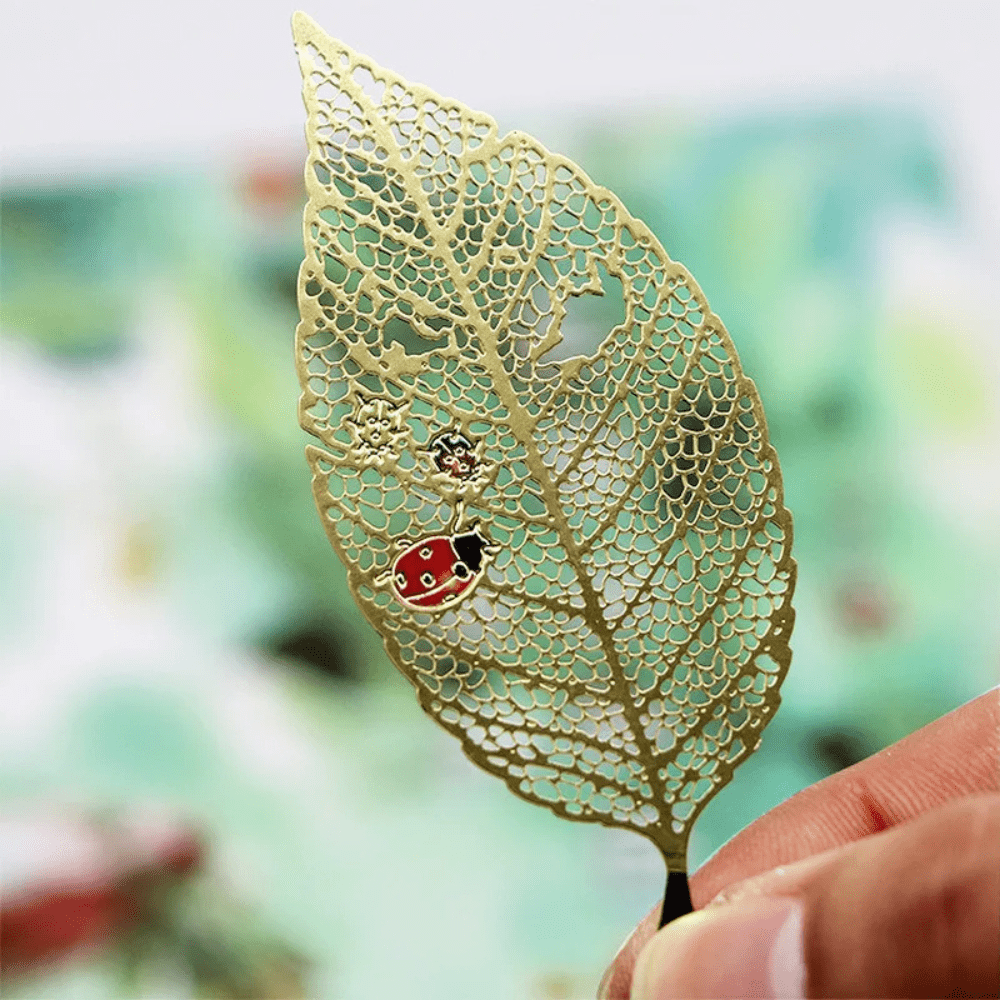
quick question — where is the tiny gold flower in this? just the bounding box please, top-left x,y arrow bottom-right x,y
345,394 -> 409,467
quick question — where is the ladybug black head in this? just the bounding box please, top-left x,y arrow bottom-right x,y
430,430 -> 474,469
452,528 -> 488,573
431,430 -> 472,455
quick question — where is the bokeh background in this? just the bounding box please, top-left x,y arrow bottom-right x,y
2,1 -> 998,997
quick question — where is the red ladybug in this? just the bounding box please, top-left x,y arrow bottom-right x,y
388,525 -> 494,610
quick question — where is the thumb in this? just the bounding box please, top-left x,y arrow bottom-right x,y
629,793 -> 1000,999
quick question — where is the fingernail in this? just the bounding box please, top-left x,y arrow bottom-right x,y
630,897 -> 805,999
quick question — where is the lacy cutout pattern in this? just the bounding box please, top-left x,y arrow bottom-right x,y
294,13 -> 795,865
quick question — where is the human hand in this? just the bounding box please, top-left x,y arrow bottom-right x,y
599,688 -> 999,999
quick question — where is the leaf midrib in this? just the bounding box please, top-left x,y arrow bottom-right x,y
355,91 -> 675,837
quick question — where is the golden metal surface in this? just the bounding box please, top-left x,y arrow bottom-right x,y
293,12 -> 796,871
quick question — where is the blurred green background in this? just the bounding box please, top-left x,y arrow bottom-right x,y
2,3 -> 998,997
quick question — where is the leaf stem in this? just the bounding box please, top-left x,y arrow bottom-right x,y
658,868 -> 693,928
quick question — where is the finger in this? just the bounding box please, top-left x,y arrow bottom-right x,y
598,687 -> 999,999
629,793 -> 1000,998
695,687 -> 999,903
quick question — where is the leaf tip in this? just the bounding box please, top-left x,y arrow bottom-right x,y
291,10 -> 320,45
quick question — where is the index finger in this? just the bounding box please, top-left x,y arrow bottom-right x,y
599,686 -> 1000,999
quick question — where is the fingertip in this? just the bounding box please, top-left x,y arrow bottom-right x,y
630,898 -> 804,1000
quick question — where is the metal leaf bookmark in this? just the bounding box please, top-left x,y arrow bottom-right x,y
292,11 -> 796,927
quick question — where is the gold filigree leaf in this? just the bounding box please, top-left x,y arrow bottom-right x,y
293,12 -> 796,885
